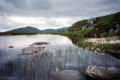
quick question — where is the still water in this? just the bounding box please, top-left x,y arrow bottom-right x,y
0,34 -> 119,80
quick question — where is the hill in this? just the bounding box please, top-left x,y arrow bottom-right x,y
68,12 -> 120,38
7,26 -> 41,33
40,27 -> 67,32
6,26 -> 67,33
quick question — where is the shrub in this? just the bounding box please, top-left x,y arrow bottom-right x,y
101,32 -> 108,38
108,32 -> 116,37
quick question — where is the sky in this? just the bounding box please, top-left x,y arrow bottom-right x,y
0,0 -> 120,32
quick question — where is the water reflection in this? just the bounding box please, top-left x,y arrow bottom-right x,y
0,34 -> 120,80
0,34 -> 73,63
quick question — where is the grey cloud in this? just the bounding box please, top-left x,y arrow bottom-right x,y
0,0 -> 51,16
3,0 -> 51,9
0,0 -> 119,17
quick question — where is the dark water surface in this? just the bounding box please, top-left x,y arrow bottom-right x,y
0,34 -> 120,80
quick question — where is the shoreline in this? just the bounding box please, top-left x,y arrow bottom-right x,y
0,33 -> 120,58
75,37 -> 120,59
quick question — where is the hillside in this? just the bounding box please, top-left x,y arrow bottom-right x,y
68,12 -> 120,38
54,12 -> 120,58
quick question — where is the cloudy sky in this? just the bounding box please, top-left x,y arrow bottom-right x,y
0,0 -> 120,32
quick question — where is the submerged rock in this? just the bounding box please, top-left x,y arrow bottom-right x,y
22,42 -> 48,55
32,42 -> 49,45
50,70 -> 85,80
85,65 -> 120,80
22,46 -> 45,55
9,46 -> 14,48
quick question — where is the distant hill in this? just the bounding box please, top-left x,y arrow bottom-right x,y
6,26 -> 67,33
7,26 -> 41,33
40,27 -> 67,32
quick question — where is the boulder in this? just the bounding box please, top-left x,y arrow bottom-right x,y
22,46 -> 45,55
50,70 -> 84,80
85,65 -> 120,80
32,42 -> 49,45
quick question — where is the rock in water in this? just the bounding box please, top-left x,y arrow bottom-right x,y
50,70 -> 85,80
85,65 -> 120,80
32,42 -> 49,45
9,46 -> 14,48
22,46 -> 45,55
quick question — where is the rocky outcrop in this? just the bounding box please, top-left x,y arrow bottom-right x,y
87,18 -> 96,27
85,65 -> 120,80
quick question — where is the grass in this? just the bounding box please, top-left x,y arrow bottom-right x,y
77,41 -> 120,58
19,47 -> 119,79
51,31 -> 120,59
41,30 -> 120,59
80,26 -> 95,34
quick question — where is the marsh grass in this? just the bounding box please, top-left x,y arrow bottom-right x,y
17,47 -> 85,79
0,46 -> 118,80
